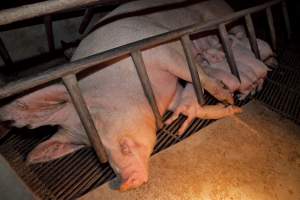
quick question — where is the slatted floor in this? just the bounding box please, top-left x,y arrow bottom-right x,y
0,35 -> 299,199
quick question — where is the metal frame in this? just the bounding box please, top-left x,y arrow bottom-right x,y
0,0 -> 291,163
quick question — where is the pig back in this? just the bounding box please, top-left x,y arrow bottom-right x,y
95,0 -> 233,32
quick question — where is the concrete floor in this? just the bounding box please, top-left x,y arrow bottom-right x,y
79,101 -> 300,200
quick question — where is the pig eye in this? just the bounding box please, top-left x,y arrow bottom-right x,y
120,142 -> 132,155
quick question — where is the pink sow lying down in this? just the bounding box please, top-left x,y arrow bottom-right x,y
0,0 -> 275,191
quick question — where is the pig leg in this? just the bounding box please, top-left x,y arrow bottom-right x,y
27,128 -> 85,163
167,82 -> 184,112
0,84 -> 93,163
165,83 -> 242,135
0,84 -> 69,129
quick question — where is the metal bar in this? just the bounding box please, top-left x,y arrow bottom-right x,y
0,0 -> 281,27
0,0 -> 283,99
218,23 -> 241,81
43,15 -> 55,52
266,7 -> 277,50
245,14 -> 261,60
62,74 -> 107,163
79,8 -> 94,34
131,50 -> 163,129
281,0 -> 291,39
0,0 -> 135,26
0,37 -> 13,66
180,34 -> 205,105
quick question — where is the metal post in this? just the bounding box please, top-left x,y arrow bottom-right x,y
43,15 -> 55,52
79,8 -> 94,34
62,74 -> 107,163
266,7 -> 277,50
0,37 -> 13,66
218,23 -> 241,82
282,0 -> 291,39
180,34 -> 205,105
245,14 -> 261,60
131,50 -> 163,129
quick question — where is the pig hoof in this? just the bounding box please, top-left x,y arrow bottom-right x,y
264,56 -> 278,69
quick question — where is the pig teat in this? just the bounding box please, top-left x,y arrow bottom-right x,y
202,48 -> 225,64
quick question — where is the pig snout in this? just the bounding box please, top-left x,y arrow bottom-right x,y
119,167 -> 149,192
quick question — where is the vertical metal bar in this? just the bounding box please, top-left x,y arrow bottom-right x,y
43,15 -> 55,52
0,37 -> 13,66
180,34 -> 205,105
79,8 -> 94,34
245,14 -> 261,60
282,0 -> 291,39
131,50 -> 163,129
62,74 -> 107,163
218,23 -> 241,82
266,7 -> 277,50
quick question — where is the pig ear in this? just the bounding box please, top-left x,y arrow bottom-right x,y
27,134 -> 84,164
20,85 -> 68,110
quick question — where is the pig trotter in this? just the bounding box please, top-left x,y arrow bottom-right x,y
166,84 -> 241,135
167,102 -> 242,135
26,129 -> 85,163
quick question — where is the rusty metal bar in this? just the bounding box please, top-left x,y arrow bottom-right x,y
281,0 -> 291,39
62,74 -> 107,163
0,0 -> 137,26
218,23 -> 241,82
79,8 -> 94,34
43,15 -> 55,52
0,37 -> 13,66
131,50 -> 163,129
266,7 -> 277,50
0,0 -> 283,99
180,34 -> 205,105
245,14 -> 261,60
0,0 -> 281,27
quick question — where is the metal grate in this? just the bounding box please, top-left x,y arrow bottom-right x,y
255,35 -> 300,124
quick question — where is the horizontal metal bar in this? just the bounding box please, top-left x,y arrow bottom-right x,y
43,15 -> 55,52
0,0 -> 282,99
281,0 -> 291,39
245,14 -> 261,60
180,34 -> 205,105
266,7 -> 277,50
0,0 -> 135,26
131,50 -> 163,129
62,74 -> 108,163
0,0 -> 97,26
218,23 -> 241,82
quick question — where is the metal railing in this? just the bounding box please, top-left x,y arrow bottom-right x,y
0,0 -> 291,163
